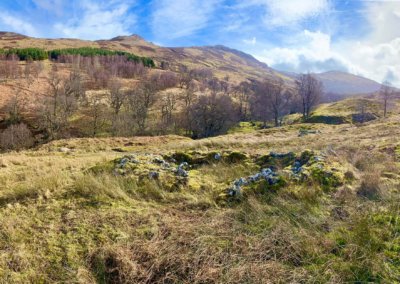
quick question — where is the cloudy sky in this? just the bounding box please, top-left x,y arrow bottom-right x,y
0,0 -> 399,86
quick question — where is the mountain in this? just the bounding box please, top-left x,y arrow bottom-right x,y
313,71 -> 382,95
0,32 -> 381,94
0,32 -> 289,83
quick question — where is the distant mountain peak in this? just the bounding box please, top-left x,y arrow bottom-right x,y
314,70 -> 381,95
0,31 -> 28,39
110,34 -> 145,42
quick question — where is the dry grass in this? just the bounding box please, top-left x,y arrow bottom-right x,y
0,112 -> 399,283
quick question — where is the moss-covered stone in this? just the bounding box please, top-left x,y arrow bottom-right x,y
167,152 -> 193,164
89,161 -> 115,174
224,151 -> 248,163
308,163 -> 344,191
305,115 -> 348,125
298,150 -> 314,165
256,152 -> 296,169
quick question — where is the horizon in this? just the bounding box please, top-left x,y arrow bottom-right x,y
0,0 -> 399,87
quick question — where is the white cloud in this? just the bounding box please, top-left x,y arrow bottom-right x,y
255,28 -> 400,87
263,0 -> 330,27
54,0 -> 135,40
251,0 -> 400,88
151,0 -> 221,39
233,0 -> 330,28
363,0 -> 400,43
243,37 -> 257,45
340,38 -> 400,87
32,0 -> 65,16
256,30 -> 356,73
0,12 -> 38,37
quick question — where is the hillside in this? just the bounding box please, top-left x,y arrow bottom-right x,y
1,31 -> 400,283
0,32 -> 286,83
314,71 -> 382,95
1,32 -> 387,96
0,108 -> 399,282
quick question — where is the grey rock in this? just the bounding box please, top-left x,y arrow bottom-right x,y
59,147 -> 71,153
149,171 -> 160,179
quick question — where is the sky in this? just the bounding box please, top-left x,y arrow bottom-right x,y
0,0 -> 399,87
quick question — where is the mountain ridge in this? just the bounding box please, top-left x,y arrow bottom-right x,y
0,32 -> 382,95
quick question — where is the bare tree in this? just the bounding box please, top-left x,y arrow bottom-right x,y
233,81 -> 253,121
160,92 -> 177,131
0,123 -> 34,151
187,93 -> 238,138
250,79 -> 291,127
5,88 -> 28,124
107,79 -> 126,135
296,73 -> 323,119
0,54 -> 20,80
270,81 -> 292,127
126,78 -> 159,135
40,66 -> 85,138
380,81 -> 393,117
86,94 -> 108,137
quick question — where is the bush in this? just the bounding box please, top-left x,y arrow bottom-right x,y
0,123 -> 34,151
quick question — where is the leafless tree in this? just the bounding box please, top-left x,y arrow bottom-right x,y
250,79 -> 291,127
380,81 -> 394,117
126,81 -> 158,135
187,93 -> 238,138
40,66 -> 85,138
233,81 -> 253,121
86,94 -> 108,137
5,88 -> 28,124
0,123 -> 34,151
160,92 -> 177,130
295,73 -> 323,119
0,55 -> 20,80
107,80 -> 126,135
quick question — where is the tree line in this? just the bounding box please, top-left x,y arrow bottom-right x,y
0,47 -> 155,67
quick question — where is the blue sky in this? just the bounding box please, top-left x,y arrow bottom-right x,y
0,0 -> 399,86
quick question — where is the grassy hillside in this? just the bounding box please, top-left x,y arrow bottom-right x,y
0,111 -> 399,283
314,71 -> 382,95
0,33 -> 285,84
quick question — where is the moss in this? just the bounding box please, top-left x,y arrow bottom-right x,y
305,115 -> 348,125
395,145 -> 400,162
298,150 -> 314,165
224,151 -> 248,163
89,161 -> 115,174
256,152 -> 296,169
309,164 -> 343,191
248,176 -> 287,195
168,152 -> 193,164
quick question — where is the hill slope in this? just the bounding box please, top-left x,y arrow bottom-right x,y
0,32 -> 287,83
0,111 -> 399,282
314,71 -> 382,95
0,32 -> 384,94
